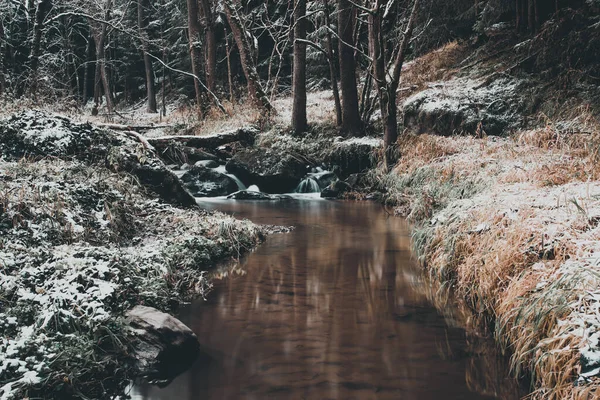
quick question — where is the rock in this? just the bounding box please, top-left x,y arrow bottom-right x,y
126,306 -> 200,386
403,76 -> 526,136
227,190 -> 293,201
225,148 -> 308,193
182,146 -> 219,163
0,110 -> 116,161
365,191 -> 383,201
213,141 -> 246,160
195,160 -> 219,169
180,165 -> 239,197
0,111 -> 198,207
326,137 -> 381,179
344,173 -> 366,189
312,171 -> 337,189
321,181 -> 352,199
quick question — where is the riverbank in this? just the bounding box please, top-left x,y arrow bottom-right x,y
374,130 -> 600,399
0,112 -> 268,399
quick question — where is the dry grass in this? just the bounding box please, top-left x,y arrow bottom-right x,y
398,41 -> 469,103
375,104 -> 600,399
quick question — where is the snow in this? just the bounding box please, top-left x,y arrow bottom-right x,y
0,112 -> 267,399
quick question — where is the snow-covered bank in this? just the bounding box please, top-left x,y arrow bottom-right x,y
372,131 -> 600,399
0,112 -> 267,399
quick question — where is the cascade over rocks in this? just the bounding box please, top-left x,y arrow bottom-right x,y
125,306 -> 200,386
225,148 -> 309,193
180,165 -> 240,197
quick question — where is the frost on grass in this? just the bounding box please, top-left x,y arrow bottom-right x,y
0,113 -> 266,399
378,132 -> 600,398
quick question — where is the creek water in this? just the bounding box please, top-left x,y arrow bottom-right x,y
132,199 -> 525,400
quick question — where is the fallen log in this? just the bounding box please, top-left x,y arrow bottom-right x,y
148,127 -> 259,150
97,122 -> 171,132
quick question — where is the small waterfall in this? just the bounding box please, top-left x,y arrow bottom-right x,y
295,177 -> 321,193
215,165 -> 246,191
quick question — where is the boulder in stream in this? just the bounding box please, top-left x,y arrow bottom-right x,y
180,165 -> 240,197
195,159 -> 219,169
125,306 -> 200,386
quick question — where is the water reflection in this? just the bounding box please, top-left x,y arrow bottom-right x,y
132,200 -> 524,400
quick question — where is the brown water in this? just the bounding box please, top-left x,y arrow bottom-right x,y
132,199 -> 525,400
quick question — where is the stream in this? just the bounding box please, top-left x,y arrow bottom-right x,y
132,198 -> 525,399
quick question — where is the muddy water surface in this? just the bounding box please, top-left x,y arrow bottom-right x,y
133,199 -> 524,400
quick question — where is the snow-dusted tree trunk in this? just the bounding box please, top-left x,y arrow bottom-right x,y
323,0 -> 342,126
199,0 -> 216,94
292,0 -> 308,133
368,0 -> 420,170
28,0 -> 52,97
138,0 -> 157,113
337,0 -> 361,135
187,0 -> 203,113
223,0 -> 273,112
90,0 -> 115,114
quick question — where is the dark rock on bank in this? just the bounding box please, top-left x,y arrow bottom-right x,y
227,190 -> 293,200
403,76 -> 526,136
181,165 -> 239,197
321,181 -> 351,199
326,138 -> 381,179
226,148 -> 308,193
126,306 -> 200,386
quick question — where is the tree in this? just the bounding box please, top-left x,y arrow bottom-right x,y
368,0 -> 420,169
138,0 -> 157,113
323,0 -> 342,126
90,0 -> 115,114
223,0 -> 273,112
187,0 -> 203,112
337,0 -> 361,135
28,0 -> 52,97
198,0 -> 216,93
292,0 -> 308,133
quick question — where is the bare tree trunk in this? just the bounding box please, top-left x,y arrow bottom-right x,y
292,0 -> 308,133
187,0 -> 203,113
337,0 -> 362,135
29,0 -> 51,97
224,23 -> 235,103
90,0 -> 115,115
528,0 -> 535,32
82,30 -> 93,104
323,0 -> 342,126
223,0 -> 273,112
369,0 -> 420,170
199,0 -> 217,93
138,0 -> 157,113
